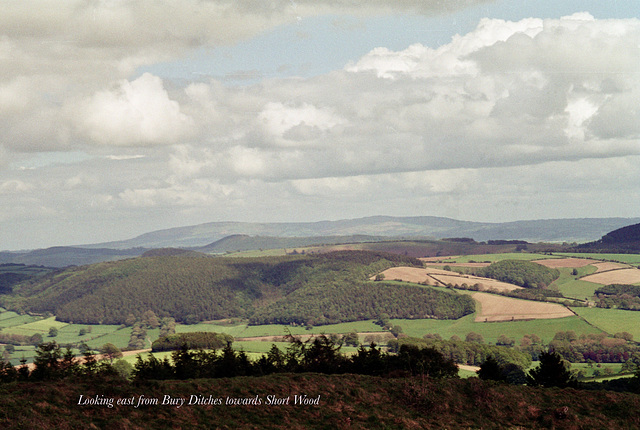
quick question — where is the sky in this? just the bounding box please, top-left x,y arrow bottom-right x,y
1,0 -> 639,250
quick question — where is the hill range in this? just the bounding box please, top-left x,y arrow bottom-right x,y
1,216 -> 639,267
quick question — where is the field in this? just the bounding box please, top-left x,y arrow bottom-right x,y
442,253 -> 560,263
391,314 -> 602,344
550,267 -> 600,300
471,292 -> 574,322
592,262 -> 630,272
581,268 -> 640,285
532,257 -> 596,268
377,266 -> 522,292
555,252 -> 640,265
571,307 -> 640,340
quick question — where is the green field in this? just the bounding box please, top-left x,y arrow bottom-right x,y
443,253 -> 559,263
391,314 -> 603,344
0,312 -> 39,328
551,267 -> 600,300
176,320 -> 383,338
555,252 -> 640,264
570,362 -> 625,379
571,307 -> 640,340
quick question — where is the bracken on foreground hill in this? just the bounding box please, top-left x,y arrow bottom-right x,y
1,251 -> 474,325
1,373 -> 640,429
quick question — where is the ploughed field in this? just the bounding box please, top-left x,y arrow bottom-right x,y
471,292 -> 574,322
376,266 -> 522,292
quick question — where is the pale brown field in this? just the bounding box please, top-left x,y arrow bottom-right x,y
427,262 -> 492,268
581,268 -> 640,285
471,292 -> 574,322
591,262 -> 630,272
532,258 -> 596,268
458,364 -> 481,372
429,273 -> 522,292
375,266 -> 522,292
375,266 -> 433,283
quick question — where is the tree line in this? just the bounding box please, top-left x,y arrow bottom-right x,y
0,336 -> 459,383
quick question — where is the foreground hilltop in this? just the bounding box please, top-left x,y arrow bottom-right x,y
1,374 -> 639,429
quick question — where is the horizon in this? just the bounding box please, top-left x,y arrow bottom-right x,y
1,1 -> 639,250
3,213 -> 639,252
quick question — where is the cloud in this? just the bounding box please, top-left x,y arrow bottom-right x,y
258,102 -> 344,145
77,73 -> 193,146
165,13 -> 638,183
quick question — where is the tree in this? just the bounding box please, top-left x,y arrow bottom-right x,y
112,359 -> 133,379
614,332 -> 634,342
159,317 -> 176,337
527,351 -> 576,388
100,343 -> 123,363
31,341 -> 76,380
496,334 -> 515,347
48,327 -> 58,337
390,325 -> 403,338
128,324 -> 148,349
465,332 -> 484,343
142,310 -> 160,329
343,332 -> 360,347
125,314 -> 137,327
477,356 -> 506,382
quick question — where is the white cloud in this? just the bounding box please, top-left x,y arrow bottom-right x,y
78,73 -> 193,146
258,102 -> 344,144
0,179 -> 33,194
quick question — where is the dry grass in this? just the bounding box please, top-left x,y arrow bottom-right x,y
376,266 -> 521,292
532,258 -> 595,268
591,262 -> 630,272
581,268 -> 640,285
426,262 -> 491,268
472,292 -> 574,322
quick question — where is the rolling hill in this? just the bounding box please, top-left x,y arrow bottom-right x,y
1,251 -> 474,325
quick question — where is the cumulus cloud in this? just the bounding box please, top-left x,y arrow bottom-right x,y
78,73 -> 193,146
164,13 -> 638,183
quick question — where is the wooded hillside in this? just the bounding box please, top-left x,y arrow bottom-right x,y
1,251 -> 473,326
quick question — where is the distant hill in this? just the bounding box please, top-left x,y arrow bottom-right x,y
3,216 -> 639,267
573,222 -> 640,253
195,234 -> 387,253
84,216 -> 640,249
1,246 -> 147,268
